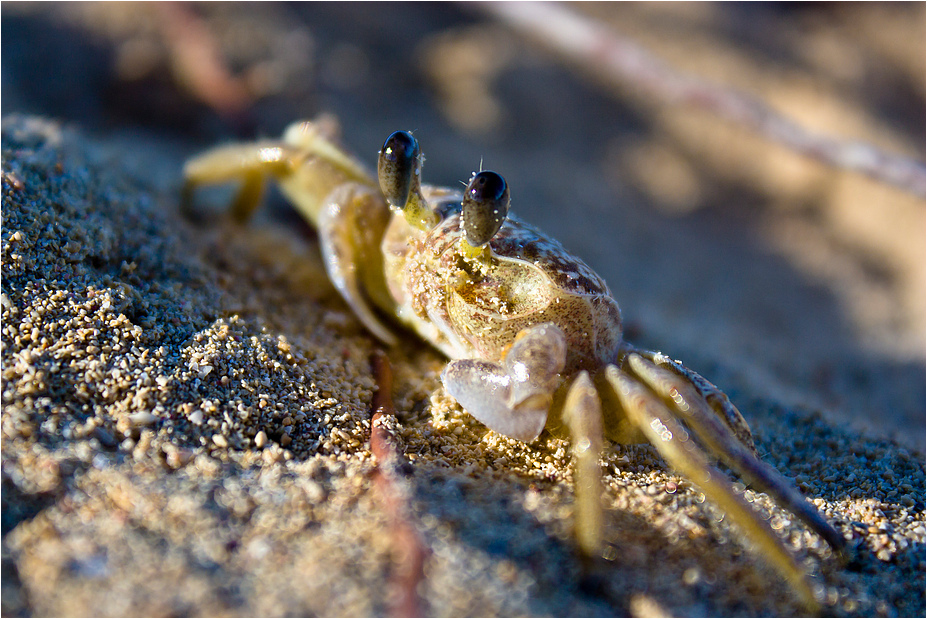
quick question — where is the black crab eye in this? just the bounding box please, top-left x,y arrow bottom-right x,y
378,130 -> 420,209
462,170 -> 510,247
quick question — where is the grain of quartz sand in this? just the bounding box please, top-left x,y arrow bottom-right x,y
1,116 -> 924,616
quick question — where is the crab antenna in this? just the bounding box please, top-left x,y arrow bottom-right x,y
378,131 -> 438,230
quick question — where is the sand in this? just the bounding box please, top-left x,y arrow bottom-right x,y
2,3 -> 925,615
2,115 -> 923,617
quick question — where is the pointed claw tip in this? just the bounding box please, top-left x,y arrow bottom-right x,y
506,415 -> 546,442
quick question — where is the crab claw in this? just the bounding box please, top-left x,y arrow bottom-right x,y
442,360 -> 546,441
441,323 -> 566,442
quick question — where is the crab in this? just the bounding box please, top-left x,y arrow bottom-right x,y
183,118 -> 846,609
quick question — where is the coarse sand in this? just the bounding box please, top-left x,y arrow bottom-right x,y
2,116 -> 924,616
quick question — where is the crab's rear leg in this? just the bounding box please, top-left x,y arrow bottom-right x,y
628,348 -> 756,452
183,120 -> 374,228
626,351 -> 847,553
604,364 -> 821,611
182,141 -> 299,222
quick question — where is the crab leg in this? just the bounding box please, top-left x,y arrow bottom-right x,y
604,364 -> 821,611
182,120 -> 374,228
181,141 -> 297,221
562,371 -> 605,557
626,352 -> 847,553
629,348 -> 756,451
317,184 -> 396,345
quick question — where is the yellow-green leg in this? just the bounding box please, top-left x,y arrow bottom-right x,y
604,364 -> 822,612
181,141 -> 299,222
562,371 -> 604,558
626,352 -> 847,553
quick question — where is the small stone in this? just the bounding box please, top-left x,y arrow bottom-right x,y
128,412 -> 157,427
262,448 -> 282,465
304,480 -> 325,502
166,449 -> 194,469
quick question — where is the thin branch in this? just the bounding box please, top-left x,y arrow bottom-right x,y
370,350 -> 403,462
369,351 -> 428,618
155,2 -> 254,130
479,2 -> 926,198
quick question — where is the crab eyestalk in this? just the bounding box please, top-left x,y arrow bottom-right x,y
378,131 -> 438,230
460,170 -> 510,259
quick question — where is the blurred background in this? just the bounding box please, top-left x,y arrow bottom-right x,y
3,2 -> 924,450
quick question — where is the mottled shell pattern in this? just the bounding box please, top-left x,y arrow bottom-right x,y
382,186 -> 624,375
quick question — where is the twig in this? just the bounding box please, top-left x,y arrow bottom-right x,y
369,351 -> 428,618
479,2 -> 926,198
155,2 -> 254,130
370,351 -> 403,462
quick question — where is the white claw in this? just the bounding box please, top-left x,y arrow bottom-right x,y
442,360 -> 548,441
441,323 -> 567,442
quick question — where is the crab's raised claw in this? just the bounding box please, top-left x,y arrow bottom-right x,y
318,183 -> 397,346
442,359 -> 545,441
441,323 -> 567,442
604,363 -> 821,612
626,352 -> 847,554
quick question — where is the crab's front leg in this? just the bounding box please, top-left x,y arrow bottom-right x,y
181,139 -> 302,222
182,118 -> 373,226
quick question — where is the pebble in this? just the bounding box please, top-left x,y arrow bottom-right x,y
127,412 -> 157,427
